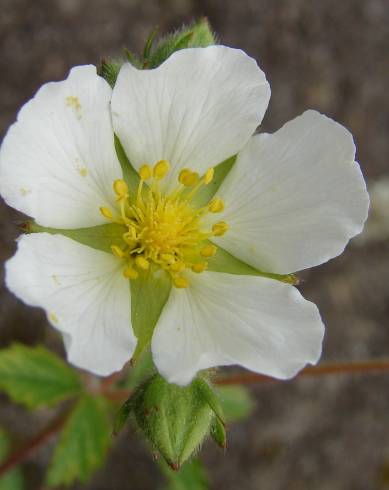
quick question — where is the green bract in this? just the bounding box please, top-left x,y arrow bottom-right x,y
115,375 -> 225,468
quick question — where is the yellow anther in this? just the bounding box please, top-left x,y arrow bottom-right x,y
212,221 -> 229,236
170,261 -> 185,273
174,276 -> 189,288
123,266 -> 139,280
139,164 -> 152,181
209,198 -> 224,213
111,245 -> 125,258
178,168 -> 191,184
113,179 -> 129,198
161,253 -> 175,264
100,206 -> 113,219
153,160 -> 170,180
200,244 -> 217,258
191,262 -> 208,273
204,167 -> 214,185
179,170 -> 199,187
135,256 -> 150,270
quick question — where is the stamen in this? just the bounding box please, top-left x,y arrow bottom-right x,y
139,164 -> 152,181
179,169 -> 199,187
209,198 -> 224,213
135,256 -> 150,270
200,244 -> 217,258
212,221 -> 229,236
170,261 -> 185,273
153,160 -> 170,180
111,245 -> 125,258
204,167 -> 214,185
100,206 -> 113,219
191,262 -> 208,273
123,266 -> 139,279
113,179 -> 129,199
174,276 -> 189,288
100,160 -> 229,287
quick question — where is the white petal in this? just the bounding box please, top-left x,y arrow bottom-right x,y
0,66 -> 122,228
214,110 -> 369,274
111,46 -> 270,189
151,271 -> 324,386
5,233 -> 135,376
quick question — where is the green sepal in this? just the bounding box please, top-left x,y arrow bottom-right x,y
189,155 -> 236,208
193,378 -> 225,424
131,374 -> 214,469
210,416 -> 227,449
207,243 -> 298,285
114,135 -> 142,194
131,268 -> 172,362
46,395 -> 111,487
0,429 -> 24,490
26,221 -> 125,254
147,18 -> 216,69
0,344 -> 82,409
98,58 -> 123,88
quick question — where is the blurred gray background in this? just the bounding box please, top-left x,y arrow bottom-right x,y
1,0 -> 389,489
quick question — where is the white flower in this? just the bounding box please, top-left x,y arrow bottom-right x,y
0,46 -> 369,385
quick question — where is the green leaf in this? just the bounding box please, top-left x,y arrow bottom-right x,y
132,375 -> 214,468
143,26 -> 159,62
207,243 -> 298,285
46,395 -> 111,486
27,221 -> 125,254
160,458 -> 209,490
148,18 -> 216,69
0,344 -> 82,409
0,429 -> 24,490
131,268 -> 171,361
216,386 -> 255,423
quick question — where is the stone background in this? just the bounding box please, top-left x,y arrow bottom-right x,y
1,0 -> 389,488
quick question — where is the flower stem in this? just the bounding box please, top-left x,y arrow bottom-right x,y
0,410 -> 69,478
215,360 -> 389,385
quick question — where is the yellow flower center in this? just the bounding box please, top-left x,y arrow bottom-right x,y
100,160 -> 229,288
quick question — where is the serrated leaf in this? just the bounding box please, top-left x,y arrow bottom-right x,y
161,458 -> 209,490
148,18 -> 216,69
131,268 -> 171,361
0,344 -> 82,409
216,386 -> 255,423
0,429 -> 24,490
27,222 -> 125,254
46,395 -> 111,487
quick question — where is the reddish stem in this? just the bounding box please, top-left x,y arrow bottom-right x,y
1,359 -> 389,478
0,410 -> 69,478
215,360 -> 389,385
